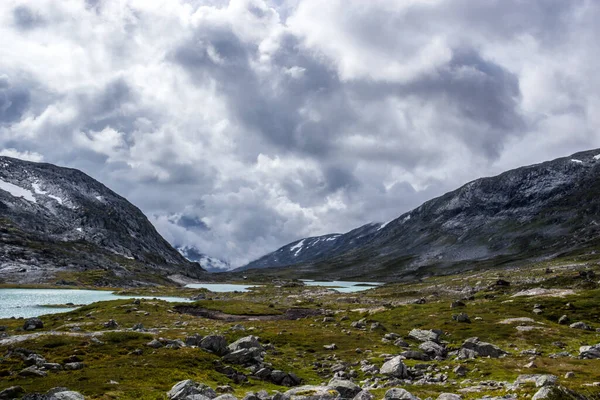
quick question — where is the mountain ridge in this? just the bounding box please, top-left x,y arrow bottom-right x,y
0,156 -> 206,286
236,149 -> 600,280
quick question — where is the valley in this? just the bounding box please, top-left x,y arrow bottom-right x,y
1,255 -> 600,399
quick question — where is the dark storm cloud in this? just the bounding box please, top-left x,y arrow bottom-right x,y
0,77 -> 30,125
12,5 -> 46,30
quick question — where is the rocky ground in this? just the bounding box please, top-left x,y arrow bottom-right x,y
1,257 -> 600,399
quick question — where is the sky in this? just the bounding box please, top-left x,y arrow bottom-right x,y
1,0 -> 599,267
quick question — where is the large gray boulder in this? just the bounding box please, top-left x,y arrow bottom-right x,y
384,388 -> 419,400
222,347 -> 264,365
283,385 -> 340,400
167,380 -> 217,400
437,395 -> 461,400
532,385 -> 586,400
579,344 -> 600,359
408,329 -> 440,343
228,336 -> 263,352
200,335 -> 229,356
569,322 -> 592,331
461,337 -> 507,358
419,341 -> 447,359
50,391 -> 85,400
327,379 -> 361,399
379,356 -> 408,378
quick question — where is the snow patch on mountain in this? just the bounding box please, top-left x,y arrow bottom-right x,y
290,239 -> 305,256
0,179 -> 36,203
32,181 -> 65,205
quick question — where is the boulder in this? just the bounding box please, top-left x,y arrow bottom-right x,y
569,322 -> 592,331
408,329 -> 440,343
147,339 -> 163,349
223,348 -> 264,365
185,334 -> 203,347
461,337 -> 507,358
419,341 -> 447,359
437,395 -> 461,400
200,335 -> 229,356
380,356 -> 408,378
63,362 -> 85,371
532,385 -> 586,400
24,354 -> 47,366
283,385 -> 340,400
0,386 -> 24,400
352,391 -> 373,400
453,365 -> 467,377
103,319 -> 119,329
167,380 -> 217,400
23,318 -> 44,331
579,344 -> 600,359
228,336 -> 263,352
327,379 -> 361,399
50,391 -> 85,400
383,388 -> 418,400
558,315 -> 570,325
452,313 -> 470,323
214,396 -> 238,400
393,339 -> 410,348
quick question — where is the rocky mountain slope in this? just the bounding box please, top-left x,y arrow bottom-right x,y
0,156 -> 205,286
238,149 -> 600,281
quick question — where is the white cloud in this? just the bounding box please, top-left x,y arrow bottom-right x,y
0,0 -> 599,266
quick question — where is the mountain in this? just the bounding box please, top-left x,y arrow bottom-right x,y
237,149 -> 600,281
0,156 -> 205,286
238,223 -> 383,271
177,245 -> 230,272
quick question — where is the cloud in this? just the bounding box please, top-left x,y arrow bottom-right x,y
0,0 -> 599,266
0,148 -> 44,162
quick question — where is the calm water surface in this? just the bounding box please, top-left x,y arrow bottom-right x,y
0,281 -> 381,319
300,280 -> 382,293
0,288 -> 191,319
